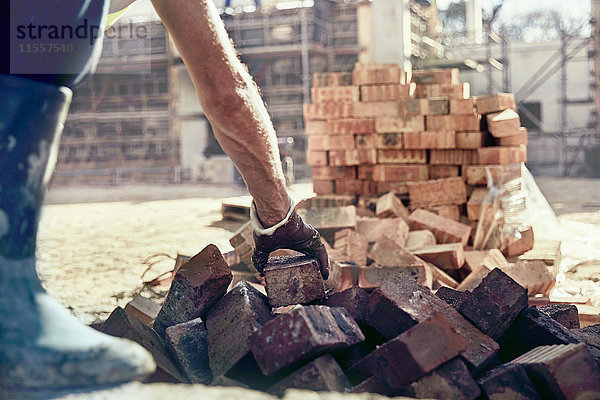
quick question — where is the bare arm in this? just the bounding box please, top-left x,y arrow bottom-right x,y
150,0 -> 290,227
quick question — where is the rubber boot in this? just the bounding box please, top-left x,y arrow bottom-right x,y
0,75 -> 155,389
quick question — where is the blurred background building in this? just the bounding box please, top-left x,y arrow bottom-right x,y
54,0 -> 599,185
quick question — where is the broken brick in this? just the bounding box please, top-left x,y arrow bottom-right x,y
365,275 -> 499,371
267,354 -> 352,396
249,305 -> 364,376
540,304 -> 580,330
101,307 -> 185,383
408,177 -> 467,208
486,109 -> 521,138
396,358 -> 481,400
375,192 -> 409,221
414,243 -> 465,270
404,230 -> 437,251
165,318 -> 212,384
205,281 -> 272,378
154,244 -> 232,338
124,295 -> 161,327
503,226 -> 534,257
477,364 -> 541,400
466,187 -> 490,221
263,256 -> 326,307
459,268 -> 528,339
355,216 -> 409,246
510,343 -> 600,399
435,286 -> 469,309
333,229 -> 369,266
323,286 -> 370,324
504,260 -> 555,296
408,209 -> 472,245
427,204 -> 461,221
476,93 -> 516,114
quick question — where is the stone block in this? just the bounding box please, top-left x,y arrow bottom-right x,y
154,244 -> 232,338
375,192 -> 409,221
408,209 -> 472,245
476,93 -> 516,114
323,286 -> 370,324
486,109 -> 521,138
539,304 -> 580,330
510,343 -> 600,399
503,226 -> 535,258
165,318 -> 211,384
249,305 -> 364,376
372,164 -> 429,182
263,256 -> 326,307
414,243 -> 465,270
408,177 -> 467,208
365,275 -> 499,371
333,229 -> 368,266
205,281 -> 272,378
101,307 -> 185,383
459,268 -> 528,339
355,216 -> 409,246
504,260 -> 555,296
267,354 -> 352,397
404,230 -> 437,251
397,358 -> 481,400
478,364 -> 541,400
435,286 -> 469,309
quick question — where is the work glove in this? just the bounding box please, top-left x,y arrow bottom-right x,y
251,201 -> 329,280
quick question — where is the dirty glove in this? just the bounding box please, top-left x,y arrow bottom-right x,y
251,200 -> 330,280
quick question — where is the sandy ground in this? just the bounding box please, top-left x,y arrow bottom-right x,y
36,177 -> 600,324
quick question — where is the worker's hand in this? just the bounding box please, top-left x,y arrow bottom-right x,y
251,207 -> 329,280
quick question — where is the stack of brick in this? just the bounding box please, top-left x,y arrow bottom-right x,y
304,64 -> 530,246
99,242 -> 600,398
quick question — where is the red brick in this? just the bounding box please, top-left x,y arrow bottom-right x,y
312,166 -> 356,180
435,286 -> 469,309
352,101 -> 400,118
503,226 -> 534,257
305,120 -> 328,135
361,84 -> 411,102
414,243 -> 465,270
311,86 -> 360,103
354,133 -> 377,149
374,117 -> 404,133
334,229 -> 369,266
427,204 -> 461,221
229,221 -> 254,262
459,268 -> 528,339
353,64 -> 406,85
450,98 -> 476,114
328,150 -> 353,166
377,149 -> 427,164
403,115 -> 426,132
372,164 -> 428,182
408,177 -> 467,208
358,264 -> 432,290
205,281 -> 272,378
427,97 -> 450,115
430,149 -> 478,165
375,192 -> 410,221
499,127 -> 528,146
405,230 -> 437,251
478,146 -> 527,165
486,109 -> 521,138
263,256 -> 326,307
540,304 -> 580,330
165,318 -> 211,384
399,98 -> 429,116
365,275 -> 499,371
102,307 -> 186,383
462,164 -> 522,186
361,311 -> 466,391
412,68 -> 460,85
323,286 -> 370,324
303,103 -> 353,120
376,133 -> 403,149
335,179 -> 374,196
476,93 -> 516,114
124,295 -> 160,327
429,165 -> 460,179
466,187 -> 489,221
307,150 -> 328,166
356,217 -> 409,246
312,72 -> 353,87
427,114 -> 480,131
357,166 -> 373,180
313,180 -> 334,195
267,355 -> 351,396
456,131 -> 489,149
308,135 -> 355,151
375,181 -> 410,195
297,205 -> 357,230
367,235 -> 424,268
154,244 -> 232,338
403,131 -> 456,149
249,305 -> 364,376
457,249 -> 509,291
425,261 -> 460,289
408,209 -> 472,245
329,149 -> 376,166
477,364 -> 541,400
327,118 -> 375,134
424,82 -> 470,99
511,343 -> 600,399
397,358 -> 481,400
351,376 -> 394,395
506,260 -> 555,296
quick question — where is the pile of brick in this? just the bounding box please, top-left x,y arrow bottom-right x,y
101,243 -> 600,398
304,64 -> 527,238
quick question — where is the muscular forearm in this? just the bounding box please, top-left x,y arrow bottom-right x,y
151,0 -> 290,226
